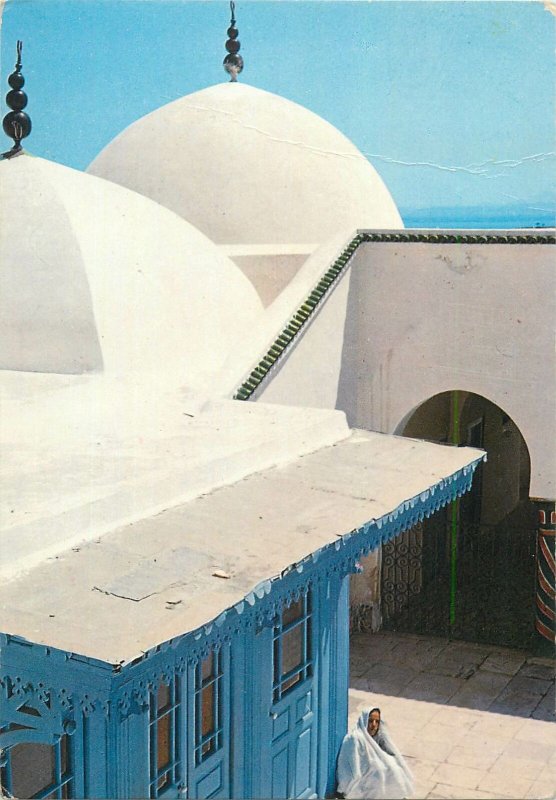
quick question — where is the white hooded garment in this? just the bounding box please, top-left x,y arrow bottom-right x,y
336,710 -> 414,799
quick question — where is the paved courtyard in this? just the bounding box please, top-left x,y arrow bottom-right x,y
349,630 -> 555,799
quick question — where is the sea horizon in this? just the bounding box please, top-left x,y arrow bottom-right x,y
401,207 -> 555,231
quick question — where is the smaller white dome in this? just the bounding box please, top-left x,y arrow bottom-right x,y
88,83 -> 403,246
0,155 -> 263,389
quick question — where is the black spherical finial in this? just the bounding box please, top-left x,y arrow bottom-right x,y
224,1 -> 243,82
2,40 -> 31,159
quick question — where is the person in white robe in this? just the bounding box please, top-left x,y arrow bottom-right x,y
336,707 -> 414,799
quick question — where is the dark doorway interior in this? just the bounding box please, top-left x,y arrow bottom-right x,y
381,391 -> 538,651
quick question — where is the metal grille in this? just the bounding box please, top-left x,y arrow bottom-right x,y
381,506 -> 538,649
382,515 -> 451,638
453,520 -> 537,648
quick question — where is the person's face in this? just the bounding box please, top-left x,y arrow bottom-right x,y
368,711 -> 380,736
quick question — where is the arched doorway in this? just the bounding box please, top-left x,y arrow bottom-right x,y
381,390 -> 538,650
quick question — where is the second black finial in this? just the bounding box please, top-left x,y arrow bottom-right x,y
2,40 -> 32,159
223,1 -> 243,82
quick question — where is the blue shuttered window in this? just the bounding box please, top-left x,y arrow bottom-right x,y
272,591 -> 313,703
194,649 -> 223,765
148,680 -> 181,798
0,734 -> 73,799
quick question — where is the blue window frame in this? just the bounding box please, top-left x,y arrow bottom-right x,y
273,591 -> 313,702
148,680 -> 181,799
194,649 -> 223,765
0,733 -> 73,799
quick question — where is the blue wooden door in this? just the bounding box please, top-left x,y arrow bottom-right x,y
262,590 -> 319,799
187,645 -> 230,799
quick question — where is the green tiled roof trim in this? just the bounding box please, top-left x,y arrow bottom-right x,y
358,231 -> 556,245
233,233 -> 364,401
233,229 -> 555,401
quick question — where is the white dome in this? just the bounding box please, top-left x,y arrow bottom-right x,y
0,155 -> 263,388
88,83 -> 403,246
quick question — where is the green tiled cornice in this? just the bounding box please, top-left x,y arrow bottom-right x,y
359,231 -> 556,245
233,233 -> 365,400
233,229 -> 555,401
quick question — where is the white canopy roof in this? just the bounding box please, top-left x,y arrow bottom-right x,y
0,420 -> 483,666
0,371 -> 348,581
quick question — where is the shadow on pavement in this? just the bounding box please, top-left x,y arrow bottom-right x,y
349,630 -> 555,721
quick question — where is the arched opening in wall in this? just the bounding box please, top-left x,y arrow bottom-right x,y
380,390 -> 538,650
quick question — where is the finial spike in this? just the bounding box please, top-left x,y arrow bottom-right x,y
2,40 -> 32,159
223,0 -> 243,82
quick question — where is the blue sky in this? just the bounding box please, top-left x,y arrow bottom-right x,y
1,0 -> 554,226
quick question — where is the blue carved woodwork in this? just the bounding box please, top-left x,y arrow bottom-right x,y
188,647 -> 230,799
252,589 -> 318,799
148,678 -> 182,796
0,463 -> 479,799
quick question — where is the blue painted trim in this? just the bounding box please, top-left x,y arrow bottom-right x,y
83,706 -> 110,798
315,575 -> 332,798
228,636 -> 245,800
0,635 -> 113,681
328,575 -> 349,797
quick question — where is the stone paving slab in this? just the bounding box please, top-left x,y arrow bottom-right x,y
489,753 -> 544,781
539,762 -> 556,783
428,784 -> 513,799
469,713 -> 528,741
348,631 -> 555,800
429,704 -> 481,731
447,669 -> 513,710
504,673 -> 553,695
445,744 -> 500,772
477,769 -> 535,798
481,651 -> 526,676
365,662 -> 422,696
417,722 -> 469,748
520,661 -> 555,681
430,762 -> 486,791
514,715 -> 556,742
400,673 -> 464,704
531,685 -> 556,722
524,781 -> 555,800
500,737 -> 555,763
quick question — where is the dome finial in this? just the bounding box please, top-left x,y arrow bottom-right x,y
2,40 -> 32,159
223,1 -> 243,82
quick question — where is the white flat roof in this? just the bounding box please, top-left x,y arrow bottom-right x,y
0,428 -> 483,666
0,371 -> 349,580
